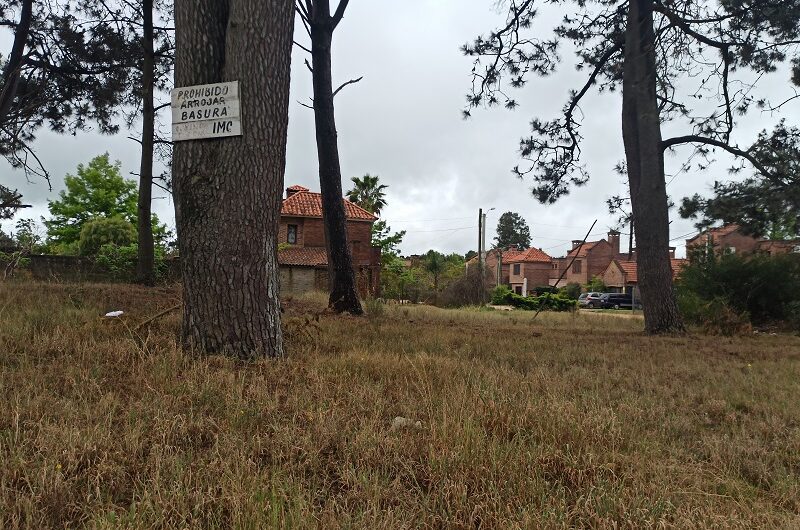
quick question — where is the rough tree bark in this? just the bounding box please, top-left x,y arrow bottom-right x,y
136,0 -> 156,286
172,0 -> 293,357
622,0 -> 685,334
307,0 -> 363,315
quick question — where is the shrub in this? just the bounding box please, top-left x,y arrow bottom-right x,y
559,282 -> 582,300
491,285 -> 513,305
438,268 -> 490,307
78,217 -> 136,256
531,285 -> 559,295
95,243 -> 168,282
678,252 -> 800,328
678,291 -> 752,335
491,286 -> 576,312
586,276 -> 607,292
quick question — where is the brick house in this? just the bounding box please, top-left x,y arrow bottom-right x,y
506,247 -> 554,295
466,246 -> 553,293
686,224 -> 800,257
278,185 -> 381,296
466,247 -> 521,288
550,230 -> 624,286
601,258 -> 688,296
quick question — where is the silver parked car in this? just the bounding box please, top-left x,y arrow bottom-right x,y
577,292 -> 603,308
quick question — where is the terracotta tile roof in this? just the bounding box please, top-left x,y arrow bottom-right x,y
505,247 -> 553,263
281,186 -> 377,221
614,258 -> 689,283
671,258 -> 688,279
686,224 -> 741,244
566,240 -> 601,258
278,246 -> 327,267
466,247 -> 524,265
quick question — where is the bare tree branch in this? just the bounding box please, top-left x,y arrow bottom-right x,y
293,40 -> 312,54
332,0 -> 350,28
332,76 -> 363,98
662,135 -> 769,177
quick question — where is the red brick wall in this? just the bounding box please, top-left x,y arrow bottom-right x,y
686,229 -> 761,256
586,240 -> 616,279
279,217 -> 306,246
279,217 -> 374,263
523,262 -> 553,288
554,257 -> 588,285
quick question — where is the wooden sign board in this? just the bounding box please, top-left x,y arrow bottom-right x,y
171,81 -> 242,141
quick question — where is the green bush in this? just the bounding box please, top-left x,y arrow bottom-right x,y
586,276 -> 607,293
678,290 -> 752,335
491,285 -> 513,305
678,251 -> 800,328
95,243 -> 168,282
78,217 -> 136,256
559,282 -> 582,300
531,285 -> 559,295
491,286 -> 576,312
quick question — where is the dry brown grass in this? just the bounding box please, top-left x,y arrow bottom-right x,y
1,282 -> 800,529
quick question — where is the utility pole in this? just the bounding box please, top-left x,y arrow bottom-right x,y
481,210 -> 488,266
478,207 -> 483,271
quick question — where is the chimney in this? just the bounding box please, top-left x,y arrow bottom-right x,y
285,185 -> 309,199
668,246 -> 676,258
572,240 -> 582,249
608,230 -> 620,254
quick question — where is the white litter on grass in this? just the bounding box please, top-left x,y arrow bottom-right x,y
104,310 -> 124,318
391,416 -> 422,431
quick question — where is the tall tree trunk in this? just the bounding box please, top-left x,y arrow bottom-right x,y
622,0 -> 685,334
136,0 -> 156,286
172,0 -> 292,357
309,1 -> 363,315
0,0 -> 33,126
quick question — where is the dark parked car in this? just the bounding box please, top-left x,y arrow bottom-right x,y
598,292 -> 641,310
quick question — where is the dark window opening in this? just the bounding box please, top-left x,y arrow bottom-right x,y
513,264 -> 521,275
572,260 -> 582,274
287,224 -> 298,244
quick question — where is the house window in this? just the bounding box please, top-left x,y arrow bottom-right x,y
287,224 -> 298,244
514,286 -> 522,295
572,260 -> 582,274
513,264 -> 521,275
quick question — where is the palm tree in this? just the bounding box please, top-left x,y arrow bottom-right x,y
346,174 -> 387,215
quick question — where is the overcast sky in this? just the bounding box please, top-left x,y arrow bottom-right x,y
2,0 -> 797,258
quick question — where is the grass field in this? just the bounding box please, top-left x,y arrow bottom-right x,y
2,282 -> 800,528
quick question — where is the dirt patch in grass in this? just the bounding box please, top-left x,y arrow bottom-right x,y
2,282 -> 800,528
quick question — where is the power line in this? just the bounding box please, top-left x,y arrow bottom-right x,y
385,216 -> 474,224
670,229 -> 699,242
402,225 -> 477,233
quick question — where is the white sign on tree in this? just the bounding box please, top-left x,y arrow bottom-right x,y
171,81 -> 242,141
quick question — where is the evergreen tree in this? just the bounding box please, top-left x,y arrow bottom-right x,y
494,211 -> 531,250
0,0 -> 136,180
680,122 -> 800,239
